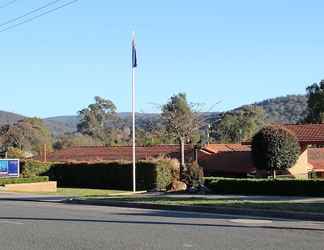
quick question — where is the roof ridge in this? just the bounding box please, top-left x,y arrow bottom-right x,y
68,144 -> 191,149
200,148 -> 216,154
205,143 -> 243,146
284,123 -> 324,126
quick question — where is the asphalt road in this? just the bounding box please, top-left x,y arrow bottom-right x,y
0,200 -> 323,250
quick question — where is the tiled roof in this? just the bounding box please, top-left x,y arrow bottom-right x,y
39,145 -> 194,163
243,124 -> 324,145
283,124 -> 324,144
199,144 -> 255,175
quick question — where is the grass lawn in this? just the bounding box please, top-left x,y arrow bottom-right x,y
101,196 -> 324,214
54,188 -> 130,197
1,188 -> 130,197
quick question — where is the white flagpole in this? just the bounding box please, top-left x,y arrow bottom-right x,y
132,33 -> 136,193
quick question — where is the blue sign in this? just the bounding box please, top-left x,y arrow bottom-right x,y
0,159 -> 19,177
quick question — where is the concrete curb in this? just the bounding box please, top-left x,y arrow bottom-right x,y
65,199 -> 324,221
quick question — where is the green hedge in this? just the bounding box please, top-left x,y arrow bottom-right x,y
0,176 -> 49,186
44,159 -> 176,191
205,177 -> 324,196
21,160 -> 53,178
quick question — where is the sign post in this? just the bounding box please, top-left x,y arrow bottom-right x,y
0,159 -> 20,178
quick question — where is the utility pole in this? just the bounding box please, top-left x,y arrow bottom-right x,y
180,137 -> 186,177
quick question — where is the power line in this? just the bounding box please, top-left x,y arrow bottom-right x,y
0,0 -> 18,9
0,0 -> 79,33
0,0 -> 64,28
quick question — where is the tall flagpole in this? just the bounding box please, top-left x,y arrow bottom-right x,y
132,32 -> 136,193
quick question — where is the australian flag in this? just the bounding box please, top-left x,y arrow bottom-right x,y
132,36 -> 137,68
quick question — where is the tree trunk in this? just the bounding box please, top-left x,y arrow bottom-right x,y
180,137 -> 186,177
273,169 -> 277,179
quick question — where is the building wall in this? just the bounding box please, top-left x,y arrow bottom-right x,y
288,147 -> 313,179
200,144 -> 316,179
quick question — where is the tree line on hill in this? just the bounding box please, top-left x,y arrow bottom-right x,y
0,93 -> 203,160
1,79 -> 324,158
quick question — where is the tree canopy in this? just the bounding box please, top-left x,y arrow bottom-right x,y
212,106 -> 267,143
304,80 -> 324,123
77,96 -> 120,145
161,93 -> 201,143
251,125 -> 300,174
0,117 -> 53,154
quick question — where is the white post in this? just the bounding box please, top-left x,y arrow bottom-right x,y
132,38 -> 136,193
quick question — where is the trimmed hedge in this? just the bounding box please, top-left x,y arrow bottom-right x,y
44,159 -> 177,191
0,176 -> 49,186
205,177 -> 324,197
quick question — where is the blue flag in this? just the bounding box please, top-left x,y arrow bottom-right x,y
132,37 -> 137,68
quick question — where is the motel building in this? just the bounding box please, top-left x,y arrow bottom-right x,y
38,124 -> 324,179
199,124 -> 324,179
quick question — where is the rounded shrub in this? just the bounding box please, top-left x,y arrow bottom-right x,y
251,125 -> 300,173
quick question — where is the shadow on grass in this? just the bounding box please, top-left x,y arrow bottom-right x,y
97,196 -> 324,214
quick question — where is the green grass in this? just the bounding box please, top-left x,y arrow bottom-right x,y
0,188 -> 130,197
101,196 -> 324,214
0,176 -> 49,186
53,188 -> 129,197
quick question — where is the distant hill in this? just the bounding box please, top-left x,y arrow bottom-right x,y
0,94 -> 309,136
43,116 -> 80,136
254,95 -> 307,123
0,111 -> 25,125
43,113 -> 164,136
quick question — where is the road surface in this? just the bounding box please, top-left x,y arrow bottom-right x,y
0,200 -> 323,250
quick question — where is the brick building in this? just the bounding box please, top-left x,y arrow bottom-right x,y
199,124 -> 324,178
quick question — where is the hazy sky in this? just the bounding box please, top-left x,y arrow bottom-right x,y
0,0 -> 323,117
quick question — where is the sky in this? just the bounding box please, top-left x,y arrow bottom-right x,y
0,0 -> 324,118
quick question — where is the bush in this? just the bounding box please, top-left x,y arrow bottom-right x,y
21,160 -> 53,178
205,177 -> 324,196
0,176 -> 49,186
251,125 -> 300,174
153,158 -> 179,190
154,157 -> 180,181
183,162 -> 204,188
45,159 -> 178,191
7,147 -> 26,159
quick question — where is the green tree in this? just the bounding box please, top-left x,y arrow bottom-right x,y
251,125 -> 300,178
304,80 -> 324,123
134,117 -> 174,146
214,106 -> 266,143
0,118 -> 53,155
161,93 -> 201,174
77,96 -> 118,144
